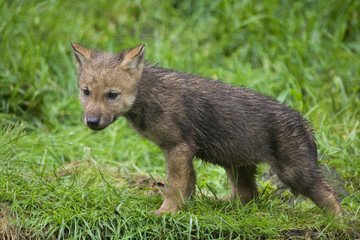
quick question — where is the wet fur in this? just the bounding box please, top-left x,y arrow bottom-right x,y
72,43 -> 341,217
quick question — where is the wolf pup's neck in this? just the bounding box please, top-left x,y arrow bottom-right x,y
123,64 -> 166,132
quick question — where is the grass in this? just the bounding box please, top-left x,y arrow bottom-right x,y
1,0 -> 359,239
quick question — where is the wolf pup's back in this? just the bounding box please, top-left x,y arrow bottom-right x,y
71,43 -> 341,217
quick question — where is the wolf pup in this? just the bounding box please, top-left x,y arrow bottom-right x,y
71,43 -> 341,217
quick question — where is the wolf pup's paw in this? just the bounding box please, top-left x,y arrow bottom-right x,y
150,207 -> 177,216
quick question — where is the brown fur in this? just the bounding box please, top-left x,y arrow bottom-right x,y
71,43 -> 342,217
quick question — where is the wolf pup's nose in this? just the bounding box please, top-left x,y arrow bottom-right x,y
87,117 -> 100,128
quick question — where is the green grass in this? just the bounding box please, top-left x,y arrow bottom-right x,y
1,0 -> 359,239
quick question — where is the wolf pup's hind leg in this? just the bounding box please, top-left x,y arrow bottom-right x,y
271,155 -> 342,217
225,165 -> 258,204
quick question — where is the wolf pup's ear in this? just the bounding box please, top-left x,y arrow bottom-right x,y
71,43 -> 92,68
120,44 -> 146,71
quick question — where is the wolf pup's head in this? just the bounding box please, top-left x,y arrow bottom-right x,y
71,43 -> 145,130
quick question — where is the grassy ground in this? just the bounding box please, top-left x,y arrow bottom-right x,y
1,0 -> 359,239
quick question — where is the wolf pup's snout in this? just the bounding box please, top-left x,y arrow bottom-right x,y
86,116 -> 100,129
83,115 -> 114,131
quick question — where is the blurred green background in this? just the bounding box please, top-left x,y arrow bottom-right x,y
0,0 -> 359,238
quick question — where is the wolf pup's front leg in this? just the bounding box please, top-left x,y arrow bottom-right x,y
154,143 -> 197,215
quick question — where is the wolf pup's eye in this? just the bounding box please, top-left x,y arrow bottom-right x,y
108,92 -> 118,99
83,89 -> 90,96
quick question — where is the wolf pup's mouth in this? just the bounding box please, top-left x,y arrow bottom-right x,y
87,124 -> 108,131
84,115 -> 119,131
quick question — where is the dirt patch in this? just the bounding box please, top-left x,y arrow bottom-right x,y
127,175 -> 165,195
0,203 -> 57,240
282,229 -> 320,239
282,228 -> 360,239
55,161 -> 90,177
0,203 -> 15,239
0,203 -> 35,240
